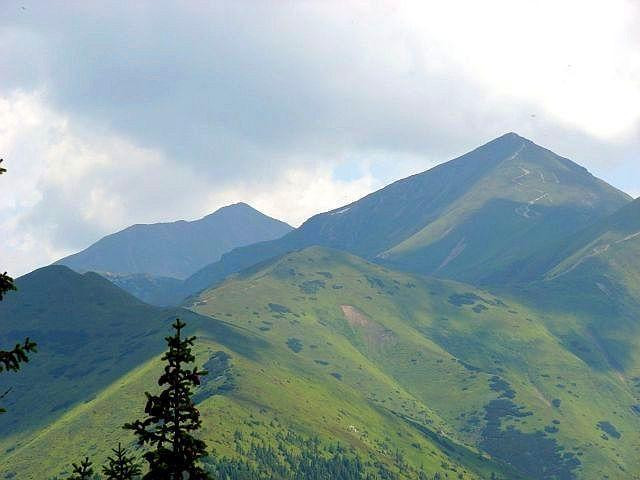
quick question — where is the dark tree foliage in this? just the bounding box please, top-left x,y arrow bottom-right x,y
0,160 -> 37,413
125,319 -> 211,479
203,430 -> 450,480
0,271 -> 15,299
102,443 -> 142,480
68,457 -> 95,480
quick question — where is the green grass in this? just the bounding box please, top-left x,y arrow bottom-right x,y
186,247 -> 640,479
3,247 -> 640,479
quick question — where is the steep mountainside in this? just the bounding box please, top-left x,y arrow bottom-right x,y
179,133 -> 631,300
510,198 -> 640,379
0,266 -> 209,441
547,197 -> 640,287
0,254 -> 520,480
56,203 -> 292,279
4,248 -> 640,479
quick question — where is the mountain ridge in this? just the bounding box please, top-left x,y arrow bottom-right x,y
56,202 -> 292,281
176,133 -> 631,303
0,264 -> 215,440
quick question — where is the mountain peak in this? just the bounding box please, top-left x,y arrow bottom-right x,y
498,131 -> 525,140
202,202 -> 259,220
470,132 -> 538,161
56,203 -> 293,280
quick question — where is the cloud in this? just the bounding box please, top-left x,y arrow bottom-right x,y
0,91 -> 384,275
0,1 -> 639,275
0,91 -> 208,274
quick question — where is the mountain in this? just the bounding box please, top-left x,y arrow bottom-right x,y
56,202 -> 292,280
185,247 -> 640,479
509,198 -> 640,377
0,265 -> 212,440
179,133 -> 631,300
0,252 -> 522,480
4,247 -> 640,479
100,272 -> 184,306
546,197 -> 640,289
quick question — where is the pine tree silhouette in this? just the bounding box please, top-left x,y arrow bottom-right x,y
0,159 -> 37,413
125,319 -> 211,479
68,457 -> 94,480
102,442 -> 142,479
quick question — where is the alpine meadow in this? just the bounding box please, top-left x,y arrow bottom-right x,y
1,3 -> 639,480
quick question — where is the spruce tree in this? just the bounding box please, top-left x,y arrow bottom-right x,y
0,159 -> 37,413
124,319 -> 211,479
102,442 -> 142,479
68,457 -> 94,480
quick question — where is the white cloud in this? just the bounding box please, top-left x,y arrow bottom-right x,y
0,91 -> 203,274
0,91 -> 384,275
394,0 -> 640,140
205,163 -> 381,228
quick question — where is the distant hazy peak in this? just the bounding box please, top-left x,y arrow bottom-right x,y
55,203 -> 293,279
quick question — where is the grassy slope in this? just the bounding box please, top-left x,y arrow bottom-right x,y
0,266 -> 193,440
4,247 -> 640,479
0,260 -> 516,480
186,247 -> 639,480
548,198 -> 640,285
511,199 -> 640,381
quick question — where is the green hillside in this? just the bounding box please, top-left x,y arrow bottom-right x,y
0,260 -> 516,480
4,248 -> 640,479
179,133 -> 630,302
0,266 -> 212,443
510,198 -> 640,379
186,247 -> 640,480
547,197 -> 640,288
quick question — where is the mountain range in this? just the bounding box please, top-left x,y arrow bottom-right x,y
2,133 -> 640,480
170,132 -> 632,304
56,202 -> 292,305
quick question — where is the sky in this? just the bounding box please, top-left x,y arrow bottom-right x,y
1,0 -> 639,276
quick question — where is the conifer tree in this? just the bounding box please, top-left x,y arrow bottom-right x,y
68,457 -> 94,480
102,442 -> 142,479
0,159 -> 37,413
124,319 -> 211,479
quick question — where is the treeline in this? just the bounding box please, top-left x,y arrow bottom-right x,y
203,430 -> 448,480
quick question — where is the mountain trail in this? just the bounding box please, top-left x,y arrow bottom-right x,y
515,188 -> 549,219
615,231 -> 640,244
